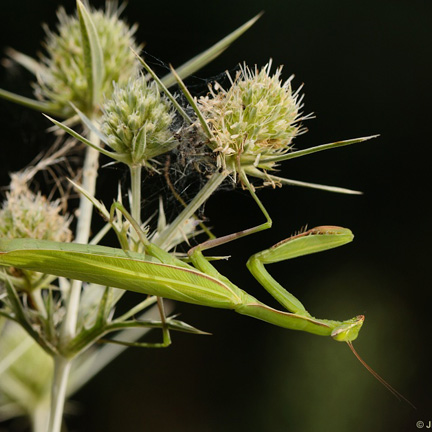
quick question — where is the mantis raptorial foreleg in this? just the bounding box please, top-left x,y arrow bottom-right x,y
188,225 -> 364,341
246,226 -> 353,315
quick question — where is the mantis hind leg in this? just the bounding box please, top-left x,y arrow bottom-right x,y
246,226 -> 354,315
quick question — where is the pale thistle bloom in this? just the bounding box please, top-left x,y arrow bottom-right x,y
199,60 -> 305,172
101,74 -> 176,166
0,175 -> 72,242
34,2 -> 141,117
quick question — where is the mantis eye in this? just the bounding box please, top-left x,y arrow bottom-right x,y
331,315 -> 365,342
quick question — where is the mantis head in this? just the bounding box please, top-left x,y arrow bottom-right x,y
331,315 -> 364,342
331,316 -> 416,409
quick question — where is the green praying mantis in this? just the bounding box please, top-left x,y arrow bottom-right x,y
0,212 -> 414,407
0,225 -> 363,342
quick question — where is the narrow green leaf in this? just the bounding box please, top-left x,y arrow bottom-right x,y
4,277 -> 56,355
0,88 -> 59,116
133,49 -> 193,124
68,179 -> 126,246
67,179 -> 110,221
161,13 -> 263,88
70,102 -> 110,145
98,338 -> 167,348
0,310 -> 17,322
258,135 -> 379,165
107,317 -> 210,335
169,65 -> 215,141
95,287 -> 111,326
246,166 -> 363,195
166,317 -> 211,335
77,0 -> 105,109
5,48 -> 44,77
43,114 -> 124,162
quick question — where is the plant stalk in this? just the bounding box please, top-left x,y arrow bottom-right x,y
47,356 -> 71,432
31,399 -> 51,432
129,164 -> 142,227
48,131 -> 100,432
61,133 -> 100,340
154,170 -> 228,249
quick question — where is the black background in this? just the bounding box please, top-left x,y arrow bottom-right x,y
0,1 -> 431,431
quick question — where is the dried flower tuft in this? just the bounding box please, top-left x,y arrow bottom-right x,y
0,175 -> 72,242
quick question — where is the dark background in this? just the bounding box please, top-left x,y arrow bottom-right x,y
0,1 -> 431,431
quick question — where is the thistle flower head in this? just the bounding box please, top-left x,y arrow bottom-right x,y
34,1 -> 141,117
199,61 -> 304,172
0,175 -> 72,242
101,74 -> 175,166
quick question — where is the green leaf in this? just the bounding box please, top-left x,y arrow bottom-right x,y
0,88 -> 59,116
133,50 -> 193,124
107,317 -> 210,335
161,12 -> 263,88
43,114 -> 125,162
70,103 -> 110,145
5,48 -> 44,77
246,166 -> 363,195
3,277 -> 56,355
77,0 -> 105,110
67,179 -> 111,221
258,135 -> 379,165
95,287 -> 112,326
168,65 -> 215,141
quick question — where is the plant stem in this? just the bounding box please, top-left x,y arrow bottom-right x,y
129,164 -> 142,226
61,139 -> 100,340
30,289 -> 47,319
31,399 -> 51,432
154,170 -> 228,250
48,132 -> 100,432
47,356 -> 71,432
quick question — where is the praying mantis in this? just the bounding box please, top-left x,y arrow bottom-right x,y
0,209 -> 414,407
0,225 -> 362,341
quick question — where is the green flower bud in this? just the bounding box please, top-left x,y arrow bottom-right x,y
101,74 -> 175,166
199,61 -> 304,171
34,2 -> 141,117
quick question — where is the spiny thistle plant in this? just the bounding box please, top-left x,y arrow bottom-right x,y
1,1 -> 404,431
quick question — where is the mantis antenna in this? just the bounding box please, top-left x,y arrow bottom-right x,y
347,341 -> 416,409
